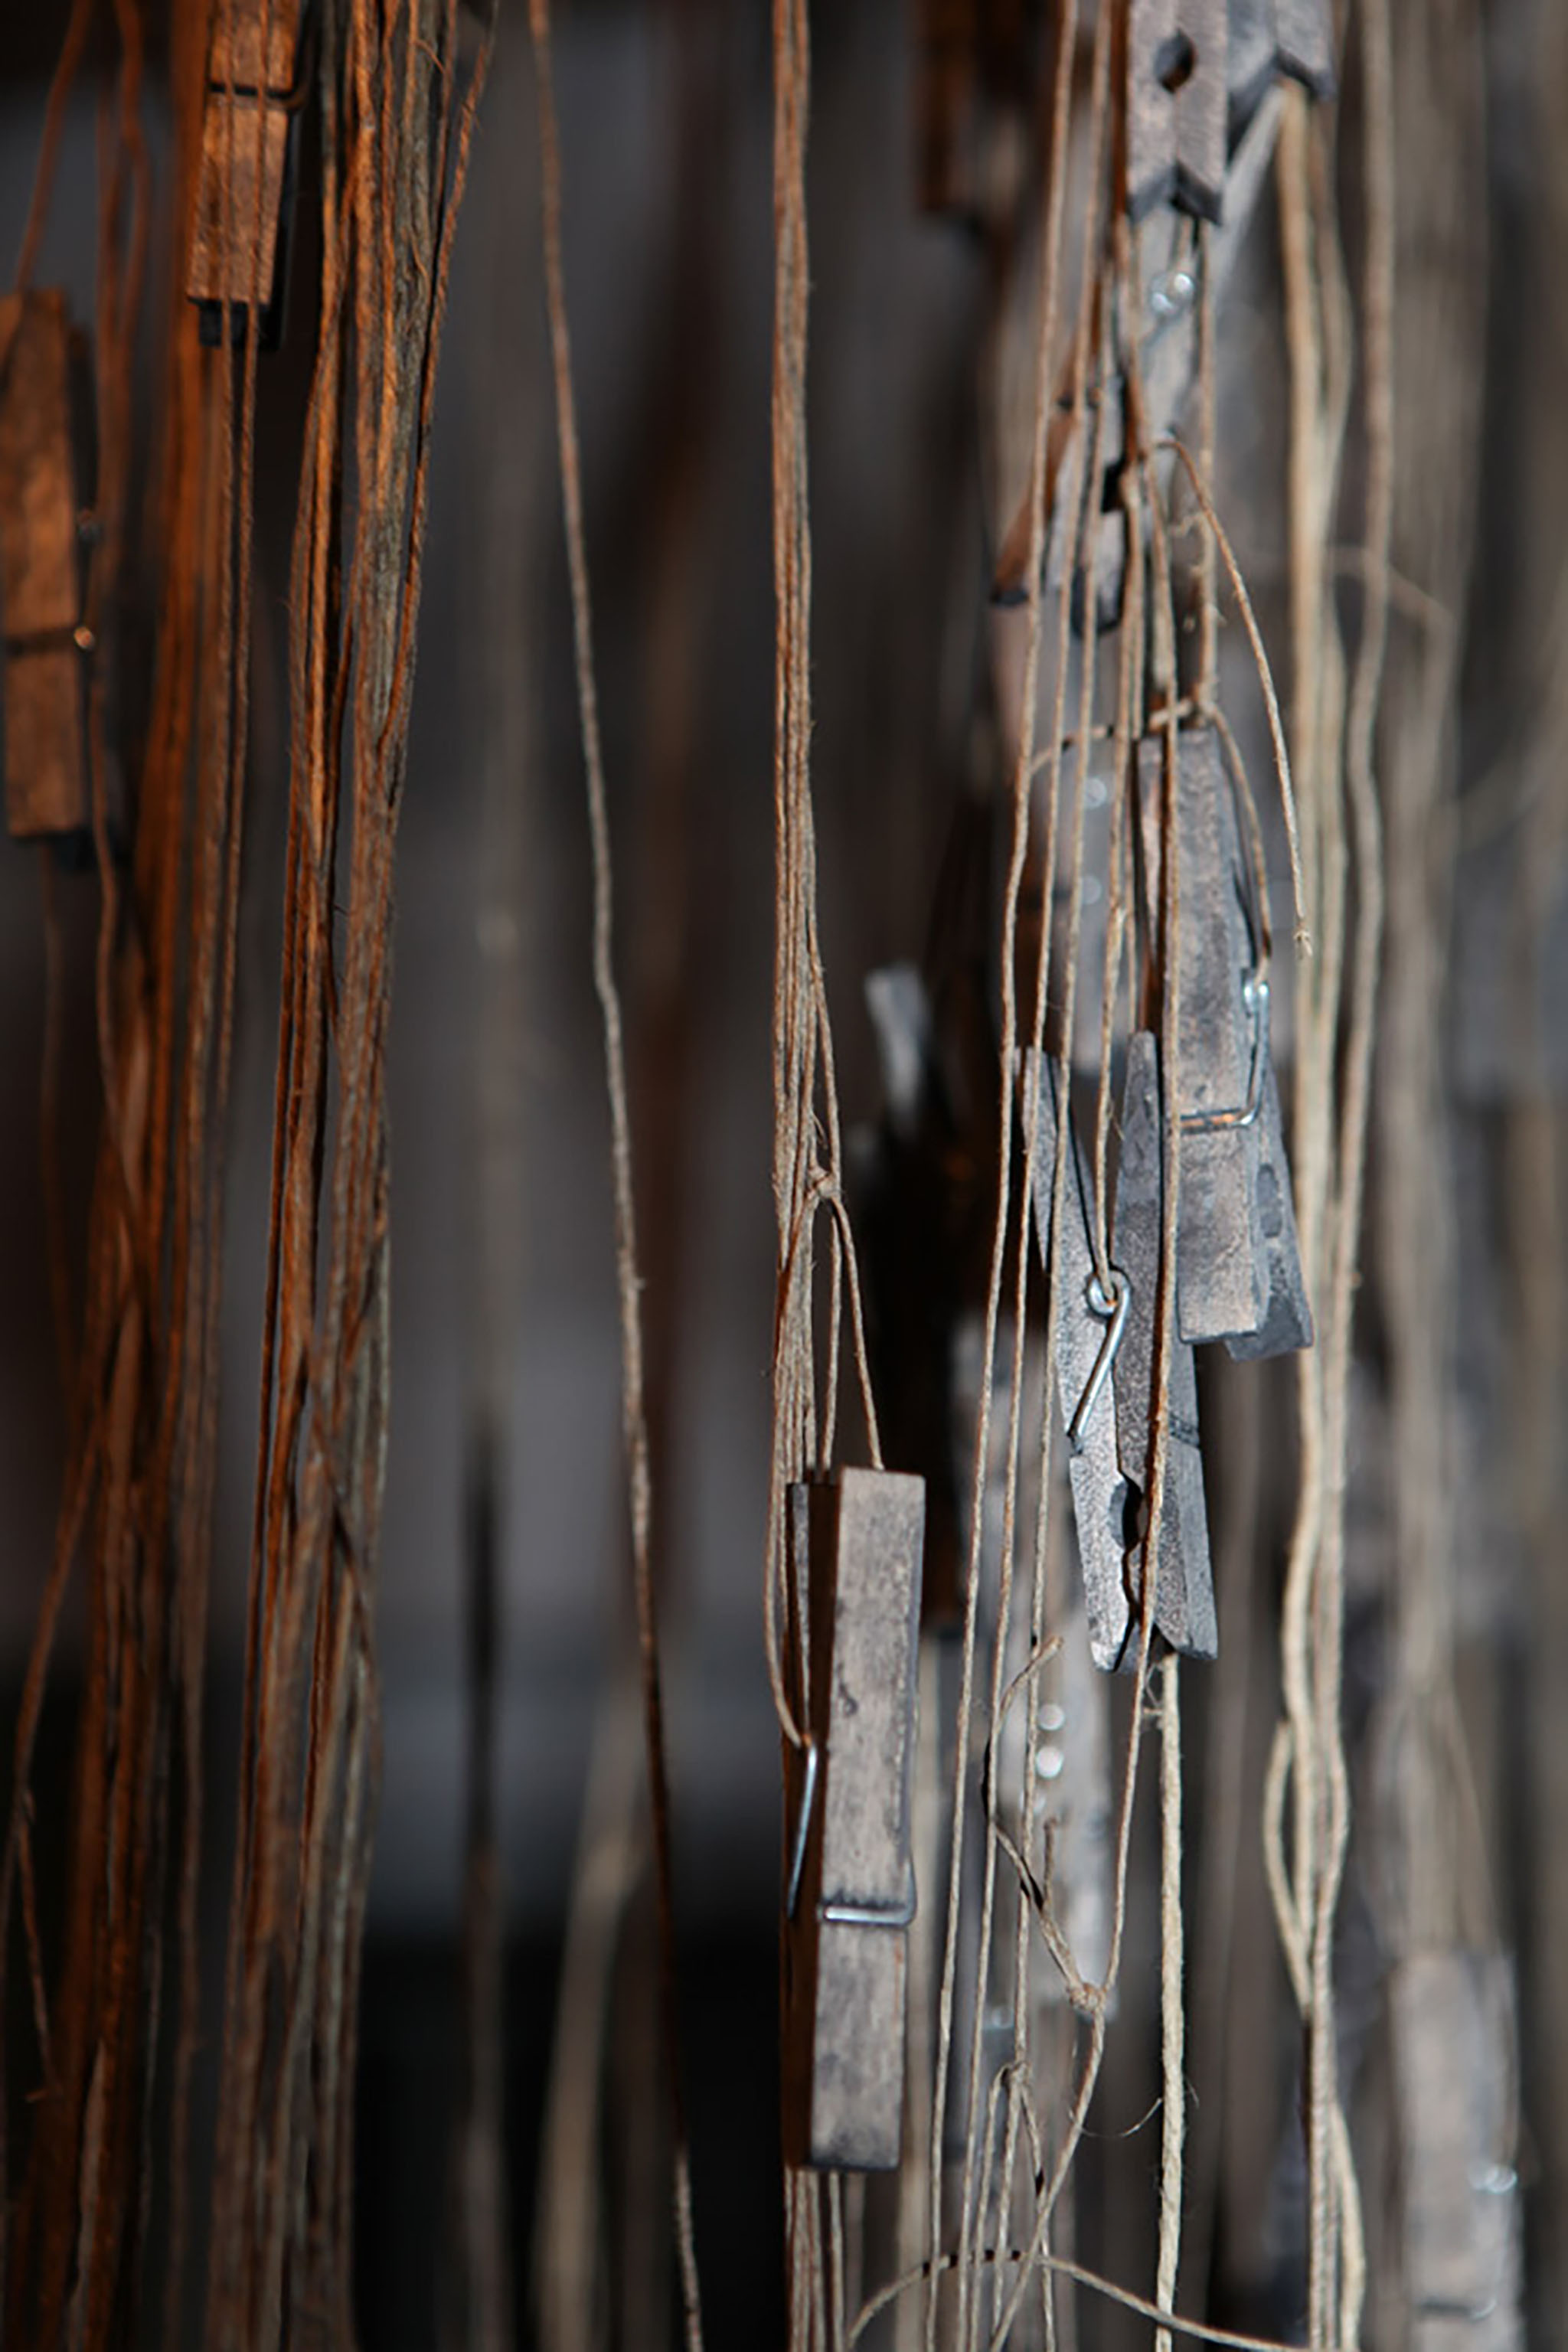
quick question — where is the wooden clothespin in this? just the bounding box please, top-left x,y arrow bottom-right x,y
783,1468 -> 925,2171
1221,1048 -> 1313,1359
188,0 -> 307,348
1126,0 -> 1228,224
1391,1952 -> 1522,2348
0,290 -> 93,848
1110,1031 -> 1217,1657
1230,0 -> 1335,126
1137,725 -> 1312,1357
1023,1051 -> 1135,1671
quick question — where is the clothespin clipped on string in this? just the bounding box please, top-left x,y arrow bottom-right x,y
1110,1031 -> 1217,1656
0,291 -> 94,853
188,0 -> 309,349
782,1469 -> 925,2171
1390,1951 -> 1523,2346
1137,724 -> 1312,1357
1023,1047 -> 1217,1670
1126,0 -> 1228,223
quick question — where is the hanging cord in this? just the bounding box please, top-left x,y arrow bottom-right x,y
1260,57 -> 1383,2346
206,8 -> 494,2343
963,23 -> 1119,2345
961,187 -> 1183,2352
851,2241 -> 1358,2352
922,4 -> 1081,2339
770,7 -> 889,2338
528,5 -> 704,2345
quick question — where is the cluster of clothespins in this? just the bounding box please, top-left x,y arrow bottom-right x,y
0,0 -> 303,857
782,0 -> 1332,2183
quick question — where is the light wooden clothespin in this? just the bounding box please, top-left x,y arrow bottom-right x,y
1138,725 -> 1312,1357
0,290 -> 93,848
782,1468 -> 924,2171
188,0 -> 307,348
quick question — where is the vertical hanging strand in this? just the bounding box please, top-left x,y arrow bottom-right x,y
204,4 -> 492,2343
1266,56 -> 1379,2344
527,5 -> 705,2347
769,8 -> 887,2343
0,1 -> 252,2341
771,0 -> 822,2329
1155,1657 -> 1184,2352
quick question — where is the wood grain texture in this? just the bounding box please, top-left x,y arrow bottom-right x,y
784,1469 -> 924,2171
0,289 -> 89,840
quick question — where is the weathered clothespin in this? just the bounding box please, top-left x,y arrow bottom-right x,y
1229,0 -> 1336,125
1110,1031 -> 1217,1657
783,1468 -> 925,2171
1023,1050 -> 1134,1671
1221,1050 -> 1313,1360
0,291 -> 93,847
1391,1952 -> 1523,2350
1126,0 -> 1228,224
1137,725 -> 1312,1357
188,0 -> 306,348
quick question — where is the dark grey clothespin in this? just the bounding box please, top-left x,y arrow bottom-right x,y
1110,1032 -> 1217,1657
783,1469 -> 925,2171
1221,1048 -> 1313,1360
0,291 -> 93,848
188,0 -> 307,348
1127,0 -> 1228,224
1022,1050 -> 1134,1671
1138,726 -> 1312,1357
1391,1952 -> 1523,2347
